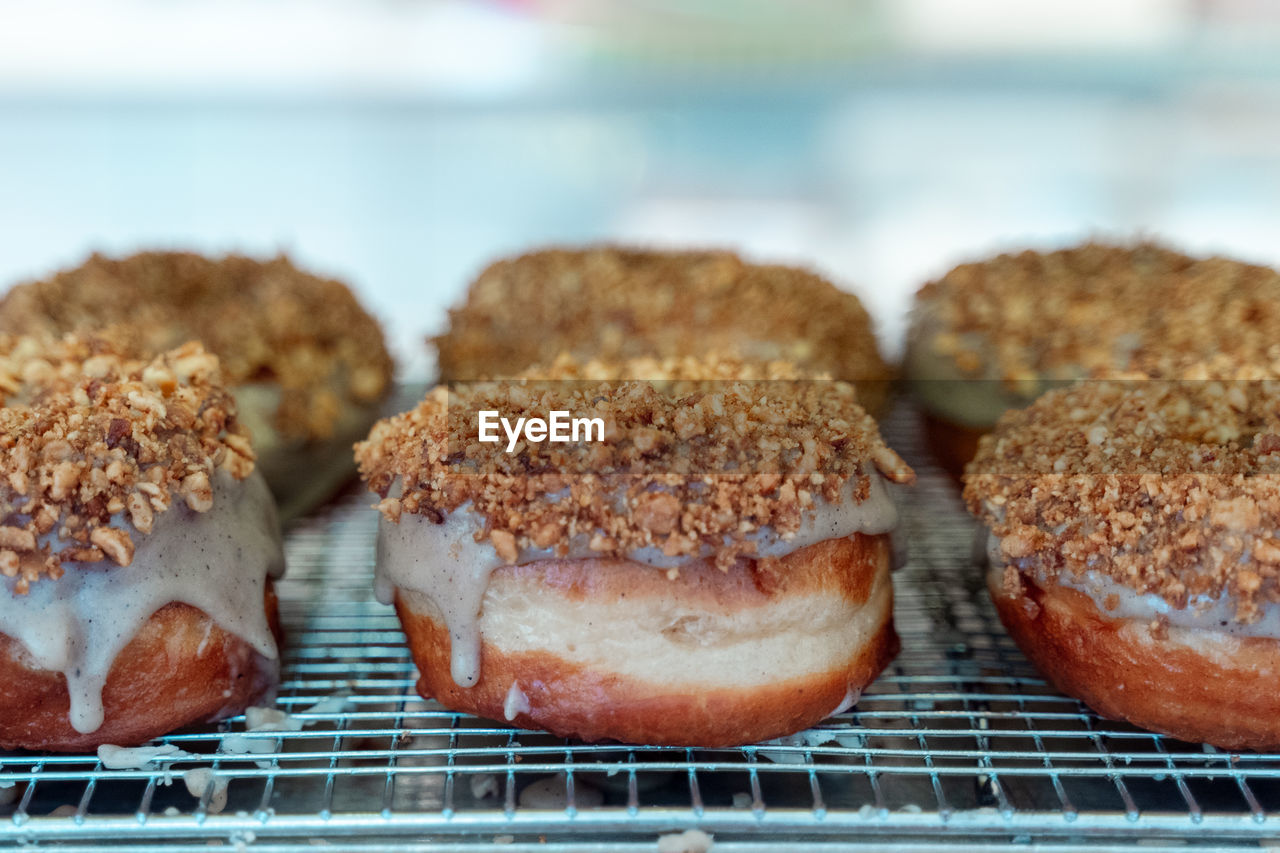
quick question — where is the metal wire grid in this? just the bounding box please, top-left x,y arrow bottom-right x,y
3,401 -> 1280,849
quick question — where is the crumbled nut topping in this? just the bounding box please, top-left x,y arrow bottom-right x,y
964,377 -> 1280,623
0,334 -> 255,593
356,354 -> 913,568
0,251 -> 395,441
433,247 -> 892,391
915,242 -> 1280,384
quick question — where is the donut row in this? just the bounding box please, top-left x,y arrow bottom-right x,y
2,242 -> 1279,753
0,252 -> 393,750
915,244 -> 1280,751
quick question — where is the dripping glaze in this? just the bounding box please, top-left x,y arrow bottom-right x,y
0,469 -> 285,733
376,467 -> 901,689
986,533 -> 1280,640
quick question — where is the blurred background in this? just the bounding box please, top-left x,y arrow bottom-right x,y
2,0 -> 1279,377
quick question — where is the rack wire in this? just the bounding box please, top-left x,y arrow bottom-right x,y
3,400 -> 1280,850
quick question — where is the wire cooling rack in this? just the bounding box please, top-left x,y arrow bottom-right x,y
3,400 -> 1280,851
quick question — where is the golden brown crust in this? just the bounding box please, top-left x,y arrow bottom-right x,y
991,573 -> 1280,751
965,379 -> 1280,624
433,246 -> 892,406
401,614 -> 896,747
395,535 -> 897,746
0,335 -> 255,591
914,241 -> 1280,383
0,251 -> 394,441
355,355 -> 911,567
496,533 -> 886,607
0,584 -> 280,752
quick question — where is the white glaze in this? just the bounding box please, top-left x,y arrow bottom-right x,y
377,469 -> 900,688
97,743 -> 192,770
517,774 -> 604,809
244,706 -> 303,733
987,534 -> 1280,639
182,768 -> 229,812
470,773 -> 500,800
503,681 -> 530,721
0,469 -> 284,733
657,829 -> 715,853
828,686 -> 861,718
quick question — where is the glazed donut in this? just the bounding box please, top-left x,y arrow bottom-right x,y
0,251 -> 395,517
0,335 -> 285,752
906,241 -> 1280,478
356,355 -> 913,746
965,378 -> 1280,750
433,246 -> 894,415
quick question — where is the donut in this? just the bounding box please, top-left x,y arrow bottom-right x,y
906,241 -> 1280,478
965,378 -> 1280,750
433,246 -> 894,415
355,355 -> 913,746
0,251 -> 395,518
0,334 -> 285,752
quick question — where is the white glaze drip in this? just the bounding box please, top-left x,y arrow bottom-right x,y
0,469 -> 284,733
503,681 -> 530,721
97,743 -> 193,769
376,468 -> 900,688
828,686 -> 861,718
987,534 -> 1280,639
376,503 -> 494,686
